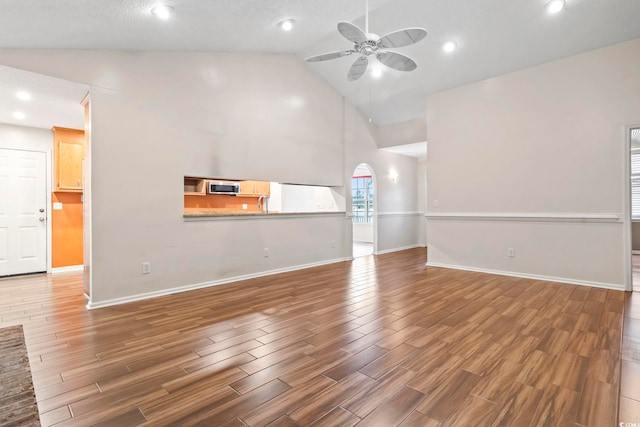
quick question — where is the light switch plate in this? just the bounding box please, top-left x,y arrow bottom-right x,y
53,202 -> 63,210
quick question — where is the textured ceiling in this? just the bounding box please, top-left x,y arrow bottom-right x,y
303,0 -> 640,124
0,66 -> 87,130
382,142 -> 427,159
0,0 -> 389,51
0,0 -> 639,132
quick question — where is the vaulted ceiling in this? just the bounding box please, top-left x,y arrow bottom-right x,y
1,0 -> 639,131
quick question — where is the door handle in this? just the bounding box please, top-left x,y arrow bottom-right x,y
39,208 -> 44,212
39,217 -> 45,222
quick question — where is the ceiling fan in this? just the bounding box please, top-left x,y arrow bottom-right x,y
305,0 -> 427,81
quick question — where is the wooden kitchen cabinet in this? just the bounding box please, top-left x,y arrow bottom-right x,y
183,177 -> 207,195
52,127 -> 85,192
238,180 -> 270,197
253,181 -> 270,196
238,181 -> 255,196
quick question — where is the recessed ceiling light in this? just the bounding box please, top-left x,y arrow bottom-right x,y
546,0 -> 565,14
13,112 -> 26,120
16,91 -> 31,101
279,19 -> 295,32
442,41 -> 457,53
151,5 -> 174,20
371,67 -> 383,78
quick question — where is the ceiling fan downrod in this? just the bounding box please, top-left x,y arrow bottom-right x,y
365,0 -> 369,35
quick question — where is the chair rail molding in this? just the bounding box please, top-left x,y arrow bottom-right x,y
376,211 -> 422,218
425,212 -> 622,223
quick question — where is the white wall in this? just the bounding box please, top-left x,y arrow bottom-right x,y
268,182 -> 282,212
280,185 -> 316,212
418,159 -> 427,247
0,123 -> 51,152
426,38 -> 640,289
278,185 -> 340,212
314,187 -> 339,212
377,117 -> 427,148
0,50 -> 420,306
1,51 -> 344,186
353,223 -> 373,243
268,183 -> 340,213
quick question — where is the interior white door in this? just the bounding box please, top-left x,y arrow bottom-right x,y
0,148 -> 47,276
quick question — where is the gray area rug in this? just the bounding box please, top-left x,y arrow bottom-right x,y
0,325 -> 40,427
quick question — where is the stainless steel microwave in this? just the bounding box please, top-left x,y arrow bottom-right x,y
208,181 -> 240,195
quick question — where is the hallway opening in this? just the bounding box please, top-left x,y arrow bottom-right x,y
352,163 -> 375,257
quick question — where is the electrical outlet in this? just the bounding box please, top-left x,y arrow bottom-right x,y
264,248 -> 269,257
507,248 -> 515,257
142,262 -> 151,274
242,204 -> 248,210
331,240 -> 336,248
434,199 -> 439,208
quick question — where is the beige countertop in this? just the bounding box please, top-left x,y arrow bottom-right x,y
183,211 -> 345,218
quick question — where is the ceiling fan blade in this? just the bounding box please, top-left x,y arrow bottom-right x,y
305,50 -> 354,62
347,56 -> 369,81
337,21 -> 368,43
378,28 -> 427,48
377,51 -> 417,72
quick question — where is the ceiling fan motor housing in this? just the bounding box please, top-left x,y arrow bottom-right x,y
357,39 -> 380,56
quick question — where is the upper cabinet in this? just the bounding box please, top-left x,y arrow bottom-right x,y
254,181 -> 271,196
52,127 -> 85,192
183,177 -> 207,196
238,180 -> 270,197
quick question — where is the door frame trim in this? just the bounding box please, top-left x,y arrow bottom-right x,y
625,124 -> 640,292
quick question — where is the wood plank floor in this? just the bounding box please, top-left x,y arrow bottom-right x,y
620,256 -> 640,423
0,248 -> 624,426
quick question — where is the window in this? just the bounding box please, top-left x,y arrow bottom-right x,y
352,175 -> 373,223
631,135 -> 640,220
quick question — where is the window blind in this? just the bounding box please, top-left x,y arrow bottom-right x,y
631,148 -> 640,219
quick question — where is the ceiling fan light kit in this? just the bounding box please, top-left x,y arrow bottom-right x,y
546,0 -> 566,14
279,19 -> 295,32
371,67 -> 383,78
442,41 -> 457,53
305,0 -> 427,81
150,5 -> 174,20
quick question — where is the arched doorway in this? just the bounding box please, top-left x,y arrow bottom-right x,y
352,163 -> 376,257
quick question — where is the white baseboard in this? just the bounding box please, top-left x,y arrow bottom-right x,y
633,250 -> 640,255
425,261 -> 624,291
86,257 -> 352,310
375,244 -> 423,255
52,265 -> 84,274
